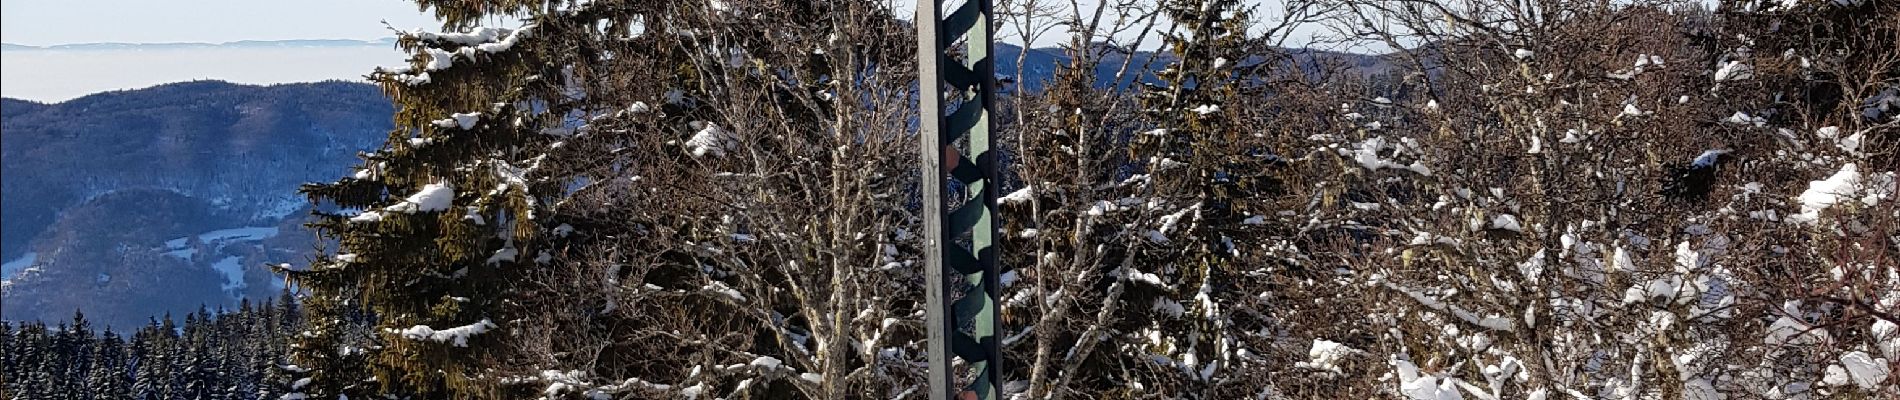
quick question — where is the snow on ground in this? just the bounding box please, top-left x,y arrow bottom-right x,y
160,226 -> 281,263
163,248 -> 200,259
198,226 -> 279,243
210,256 -> 246,291
9,225 -> 281,290
164,226 -> 282,249
2,252 -> 37,278
148,226 -> 285,293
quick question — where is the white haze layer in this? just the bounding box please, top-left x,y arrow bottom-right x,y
2,46 -> 402,102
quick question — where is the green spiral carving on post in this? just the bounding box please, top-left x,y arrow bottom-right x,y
918,0 -> 1002,398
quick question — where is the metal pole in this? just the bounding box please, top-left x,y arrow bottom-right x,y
918,0 -> 1001,398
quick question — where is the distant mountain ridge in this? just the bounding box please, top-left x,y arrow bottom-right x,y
992,44 -> 1396,92
2,80 -> 392,328
1,38 -> 398,51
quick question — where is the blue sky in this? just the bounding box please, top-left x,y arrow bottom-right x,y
0,0 -> 442,45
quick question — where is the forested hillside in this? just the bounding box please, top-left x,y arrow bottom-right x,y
1,80 -> 390,262
1,81 -> 390,329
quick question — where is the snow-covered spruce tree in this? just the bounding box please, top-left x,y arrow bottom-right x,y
128,318 -> 169,400
0,322 -> 11,396
286,0 -> 932,398
1115,0 -> 1281,394
284,0 -> 598,396
8,324 -> 51,400
88,329 -> 134,400
53,311 -> 96,400
998,0 -> 1347,396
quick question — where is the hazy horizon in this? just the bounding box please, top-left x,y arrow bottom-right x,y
1,45 -> 404,102
0,0 -> 430,101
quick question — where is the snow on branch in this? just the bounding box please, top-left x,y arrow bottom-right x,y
433,112 -> 483,130
385,183 -> 456,214
1339,136 -> 1432,176
1376,278 -> 1515,332
1791,163 -> 1896,224
388,26 -> 535,84
410,27 -> 510,45
686,122 -> 736,158
390,318 -> 497,347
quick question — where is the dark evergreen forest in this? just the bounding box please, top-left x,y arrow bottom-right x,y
1,292 -> 337,400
